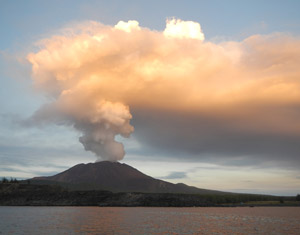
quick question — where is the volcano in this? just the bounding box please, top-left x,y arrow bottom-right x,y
32,161 -> 223,194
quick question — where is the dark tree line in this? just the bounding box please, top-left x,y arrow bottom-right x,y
1,177 -> 19,184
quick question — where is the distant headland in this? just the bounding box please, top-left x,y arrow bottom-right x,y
1,162 -> 299,207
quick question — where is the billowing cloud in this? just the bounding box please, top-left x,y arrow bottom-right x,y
164,18 -> 204,40
114,20 -> 140,32
27,19 -> 300,165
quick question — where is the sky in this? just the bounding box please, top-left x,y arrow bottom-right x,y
1,0 -> 300,196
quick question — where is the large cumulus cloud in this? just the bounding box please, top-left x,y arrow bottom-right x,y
27,19 -> 300,165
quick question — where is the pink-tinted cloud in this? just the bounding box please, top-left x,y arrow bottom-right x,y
27,19 -> 300,165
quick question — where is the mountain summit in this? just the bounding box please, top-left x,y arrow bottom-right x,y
33,161 -> 222,194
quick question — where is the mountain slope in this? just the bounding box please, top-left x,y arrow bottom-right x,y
32,161 -> 225,194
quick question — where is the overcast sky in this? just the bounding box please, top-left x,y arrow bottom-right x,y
1,0 -> 300,196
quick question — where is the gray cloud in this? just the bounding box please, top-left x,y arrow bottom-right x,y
160,171 -> 187,180
132,107 -> 300,168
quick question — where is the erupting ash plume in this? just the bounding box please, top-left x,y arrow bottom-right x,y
27,18 -> 300,163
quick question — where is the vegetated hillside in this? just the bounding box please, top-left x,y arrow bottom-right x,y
32,161 -> 224,194
0,183 -> 298,207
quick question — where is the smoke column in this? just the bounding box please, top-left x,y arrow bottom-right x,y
27,19 -> 300,162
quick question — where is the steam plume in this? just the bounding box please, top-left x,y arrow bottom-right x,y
27,19 -> 300,163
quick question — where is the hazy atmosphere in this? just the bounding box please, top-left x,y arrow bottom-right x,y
1,0 -> 300,196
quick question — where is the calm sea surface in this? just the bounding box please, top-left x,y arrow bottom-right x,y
0,207 -> 299,234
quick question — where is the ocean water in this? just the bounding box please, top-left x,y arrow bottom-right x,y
0,207 -> 299,234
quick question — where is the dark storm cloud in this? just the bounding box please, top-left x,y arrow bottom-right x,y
132,107 -> 300,168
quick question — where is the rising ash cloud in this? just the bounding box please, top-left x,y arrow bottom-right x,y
26,19 -> 300,168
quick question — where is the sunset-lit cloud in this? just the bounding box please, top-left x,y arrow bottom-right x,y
164,18 -> 205,40
27,19 -> 300,165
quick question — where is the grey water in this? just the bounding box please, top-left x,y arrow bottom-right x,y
0,207 -> 299,234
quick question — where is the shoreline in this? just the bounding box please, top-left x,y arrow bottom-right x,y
1,183 -> 299,207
